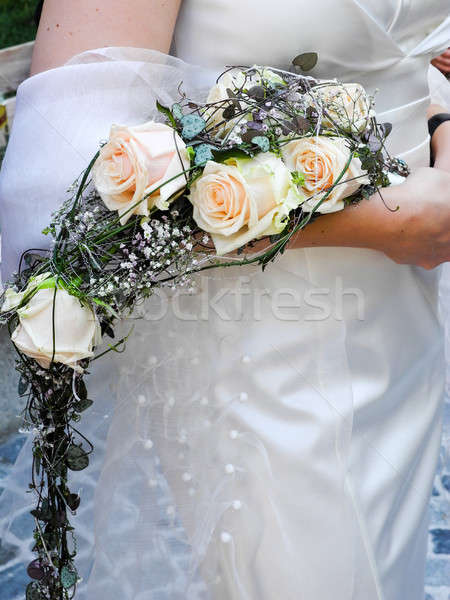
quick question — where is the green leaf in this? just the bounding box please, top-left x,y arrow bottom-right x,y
186,146 -> 195,161
66,444 -> 89,471
291,170 -> 305,186
156,100 -> 177,128
212,147 -> 251,163
292,52 -> 318,71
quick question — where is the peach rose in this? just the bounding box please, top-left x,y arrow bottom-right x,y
281,136 -> 369,213
188,152 -> 301,254
93,121 -> 190,225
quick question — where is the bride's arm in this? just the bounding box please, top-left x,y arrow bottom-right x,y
31,0 -> 450,270
31,0 -> 181,74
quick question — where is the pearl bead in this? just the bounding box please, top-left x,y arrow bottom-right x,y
182,472 -> 192,482
167,396 -> 175,407
144,439 -> 154,450
239,391 -> 248,402
191,356 -> 200,365
137,394 -> 146,406
229,429 -> 239,440
200,396 -> 209,406
225,463 -> 235,474
166,505 -> 175,516
148,355 -> 157,366
220,531 -> 232,543
188,487 -> 196,496
148,478 -> 158,488
232,500 -> 242,510
242,355 -> 251,364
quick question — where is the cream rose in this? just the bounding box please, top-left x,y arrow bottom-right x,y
93,121 -> 190,225
11,285 -> 101,371
188,152 -> 302,254
204,66 -> 285,137
1,272 -> 53,313
281,136 -> 369,213
311,83 -> 372,132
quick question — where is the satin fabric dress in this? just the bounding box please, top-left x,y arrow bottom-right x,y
0,1 -> 449,599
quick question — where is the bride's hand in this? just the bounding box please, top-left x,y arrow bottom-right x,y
290,166 -> 450,269
370,166 -> 450,269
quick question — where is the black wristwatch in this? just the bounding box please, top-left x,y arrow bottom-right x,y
428,112 -> 450,167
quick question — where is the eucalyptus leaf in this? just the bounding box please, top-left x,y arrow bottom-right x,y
222,105 -> 236,120
60,565 -> 78,589
38,498 -> 51,521
101,322 -> 115,339
380,122 -> 392,138
74,398 -> 93,413
172,103 -> 184,120
292,52 -> 318,71
294,116 -> 312,133
226,88 -> 241,108
252,136 -> 270,152
18,376 -> 29,395
194,144 -> 214,166
26,582 -> 45,600
66,444 -> 89,471
66,493 -> 81,511
180,114 -> 206,140
27,559 -> 45,580
76,379 -> 88,401
241,130 -> 261,143
247,85 -> 265,99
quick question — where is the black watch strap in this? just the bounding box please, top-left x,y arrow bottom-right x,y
428,112 -> 450,167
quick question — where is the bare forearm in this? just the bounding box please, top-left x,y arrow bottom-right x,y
31,0 -> 181,75
288,185 -> 402,252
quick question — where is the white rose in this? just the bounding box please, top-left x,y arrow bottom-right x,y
11,286 -> 101,371
311,83 -> 372,132
281,136 -> 369,213
189,152 -> 302,254
1,272 -> 53,313
204,66 -> 285,137
93,121 -> 190,225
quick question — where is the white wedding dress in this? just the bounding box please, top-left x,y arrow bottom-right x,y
1,1 -> 450,599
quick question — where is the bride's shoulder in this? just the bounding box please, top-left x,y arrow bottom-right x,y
31,0 -> 181,75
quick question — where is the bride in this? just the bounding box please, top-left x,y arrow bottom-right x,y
1,1 -> 450,598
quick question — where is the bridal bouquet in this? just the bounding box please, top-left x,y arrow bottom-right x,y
0,56 -> 408,599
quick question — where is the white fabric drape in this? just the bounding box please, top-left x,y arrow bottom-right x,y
0,1 -> 449,595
